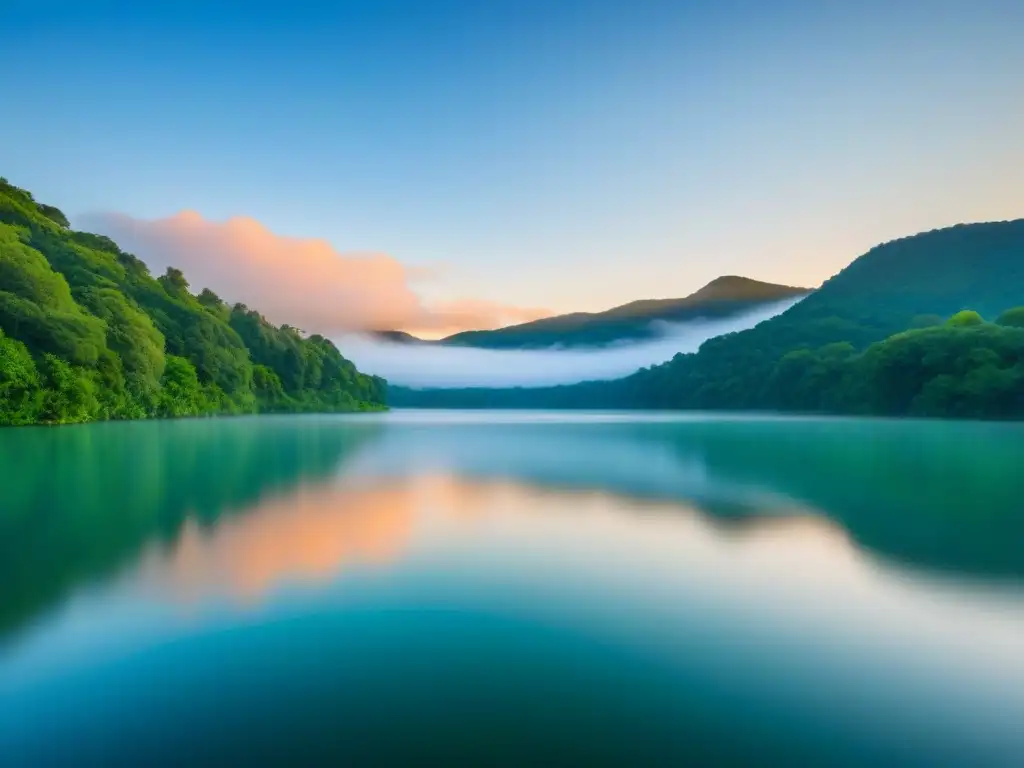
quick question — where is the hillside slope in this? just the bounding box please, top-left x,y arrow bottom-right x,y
623,220 -> 1024,410
392,220 -> 1024,418
0,177 -> 386,425
438,276 -> 810,349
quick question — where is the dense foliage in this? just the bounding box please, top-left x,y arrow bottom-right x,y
392,314 -> 1024,419
0,178 -> 386,425
393,220 -> 1024,420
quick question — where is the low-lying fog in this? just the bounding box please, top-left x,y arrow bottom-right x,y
340,296 -> 804,388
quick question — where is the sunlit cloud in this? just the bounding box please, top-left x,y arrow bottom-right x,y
424,298 -> 551,339
81,211 -> 551,337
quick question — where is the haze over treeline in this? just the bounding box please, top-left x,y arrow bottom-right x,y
392,220 -> 1024,421
341,297 -> 805,388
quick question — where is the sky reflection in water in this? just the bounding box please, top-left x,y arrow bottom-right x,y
1,413 -> 1023,765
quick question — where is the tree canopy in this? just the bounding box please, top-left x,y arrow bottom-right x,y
0,177 -> 387,425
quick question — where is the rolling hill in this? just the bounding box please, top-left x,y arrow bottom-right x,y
377,276 -> 810,349
392,219 -> 1024,418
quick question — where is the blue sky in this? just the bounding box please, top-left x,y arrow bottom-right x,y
2,0 -> 1022,325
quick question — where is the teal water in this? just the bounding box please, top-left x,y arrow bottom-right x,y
1,412 -> 1023,766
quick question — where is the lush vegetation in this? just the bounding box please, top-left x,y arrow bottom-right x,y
1,178 -> 386,425
393,220 -> 1024,419
393,312 -> 1024,419
381,276 -> 809,349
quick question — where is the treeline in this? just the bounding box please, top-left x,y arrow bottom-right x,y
392,310 -> 1024,419
394,219 -> 1024,420
744,310 -> 1024,419
1,177 -> 386,425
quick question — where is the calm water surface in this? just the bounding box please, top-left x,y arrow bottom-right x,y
2,411 -> 1024,766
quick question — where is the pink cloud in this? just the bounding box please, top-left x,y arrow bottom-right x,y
422,298 -> 552,338
84,211 -> 550,337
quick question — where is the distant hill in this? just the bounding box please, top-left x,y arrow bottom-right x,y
392,219 -> 1024,418
376,276 -> 810,349
370,330 -> 430,345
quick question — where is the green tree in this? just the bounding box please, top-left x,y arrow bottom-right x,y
74,287 -> 166,401
38,354 -> 100,424
253,364 -> 286,409
0,178 -> 389,427
996,307 -> 1024,328
37,204 -> 70,228
0,329 -> 41,424
0,226 -> 107,365
946,310 -> 985,327
158,267 -> 190,295
157,355 -> 206,417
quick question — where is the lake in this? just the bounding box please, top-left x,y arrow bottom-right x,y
2,411 -> 1024,766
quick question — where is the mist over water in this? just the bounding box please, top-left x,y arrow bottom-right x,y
339,296 -> 805,388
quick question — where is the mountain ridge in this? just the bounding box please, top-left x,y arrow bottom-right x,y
390,218 -> 1024,419
377,276 -> 811,349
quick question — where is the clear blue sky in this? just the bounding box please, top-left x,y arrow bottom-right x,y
3,0 -> 1022,318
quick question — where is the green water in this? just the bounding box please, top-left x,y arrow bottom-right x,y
2,412 -> 1023,766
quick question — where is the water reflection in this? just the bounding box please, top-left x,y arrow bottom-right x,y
138,481 -> 417,606
0,417 -> 381,639
2,413 -> 1024,765
3,413 -> 1024,645
349,415 -> 1024,578
45,466 -> 1016,696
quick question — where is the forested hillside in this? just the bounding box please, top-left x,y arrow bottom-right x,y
393,220 -> 1024,420
0,178 -> 386,425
